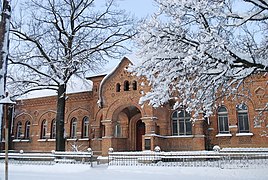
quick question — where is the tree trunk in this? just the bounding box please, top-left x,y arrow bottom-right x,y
56,84 -> 66,151
0,0 -> 11,150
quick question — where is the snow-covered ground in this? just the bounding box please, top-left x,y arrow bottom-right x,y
0,163 -> 267,180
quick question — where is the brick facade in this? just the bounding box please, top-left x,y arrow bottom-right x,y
3,57 -> 268,155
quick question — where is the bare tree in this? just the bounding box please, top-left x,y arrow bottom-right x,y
8,0 -> 136,151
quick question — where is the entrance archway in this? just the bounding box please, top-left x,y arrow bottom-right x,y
111,105 -> 142,151
136,120 -> 145,151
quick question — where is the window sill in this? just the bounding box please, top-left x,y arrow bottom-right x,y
37,139 -> 47,142
78,138 -> 89,141
12,139 -> 21,142
236,133 -> 253,137
66,138 -> 78,141
21,139 -> 30,142
47,139 -> 56,142
216,133 -> 232,137
169,135 -> 194,138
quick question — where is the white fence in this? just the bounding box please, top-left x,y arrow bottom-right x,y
0,151 -> 93,165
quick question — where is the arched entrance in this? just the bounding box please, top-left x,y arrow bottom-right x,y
136,120 -> 145,151
111,105 -> 143,151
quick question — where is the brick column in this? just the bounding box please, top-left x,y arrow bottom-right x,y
101,119 -> 113,156
140,117 -> 157,151
194,119 -> 205,136
193,119 -> 206,150
141,117 -> 157,135
101,119 -> 113,137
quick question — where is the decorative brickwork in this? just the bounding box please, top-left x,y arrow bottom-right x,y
2,57 -> 267,155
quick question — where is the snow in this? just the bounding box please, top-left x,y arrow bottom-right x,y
17,76 -> 92,99
132,0 -> 268,118
0,163 -> 267,180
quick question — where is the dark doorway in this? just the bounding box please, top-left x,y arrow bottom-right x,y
136,120 -> 145,151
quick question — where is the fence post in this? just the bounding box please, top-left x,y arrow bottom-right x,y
87,148 -> 93,167
108,147 -> 114,166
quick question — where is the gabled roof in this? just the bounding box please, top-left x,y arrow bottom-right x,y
97,57 -> 132,108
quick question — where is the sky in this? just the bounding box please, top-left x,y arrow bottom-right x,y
103,0 -> 158,72
119,0 -> 156,18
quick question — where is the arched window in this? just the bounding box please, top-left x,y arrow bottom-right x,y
132,81 -> 137,90
70,118 -> 77,139
114,122 -> 121,137
51,119 -> 56,139
124,80 -> 130,91
217,106 -> 229,134
237,104 -> 250,133
172,109 -> 192,136
25,121 -> 31,139
16,121 -> 22,139
82,116 -> 89,138
116,83 -> 121,92
41,120 -> 48,139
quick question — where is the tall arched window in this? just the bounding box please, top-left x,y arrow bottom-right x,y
114,122 -> 121,137
25,121 -> 31,139
132,81 -> 137,90
217,106 -> 229,134
237,104 -> 250,133
51,119 -> 56,139
70,118 -> 77,139
116,83 -> 121,92
124,80 -> 130,91
82,116 -> 89,138
16,121 -> 22,139
41,120 -> 48,139
172,109 -> 192,136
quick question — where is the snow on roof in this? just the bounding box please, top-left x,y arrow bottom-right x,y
17,56 -> 137,100
18,76 -> 93,100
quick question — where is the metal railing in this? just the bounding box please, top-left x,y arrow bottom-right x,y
108,151 -> 268,169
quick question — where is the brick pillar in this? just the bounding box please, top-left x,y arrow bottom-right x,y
141,117 -> 157,151
193,119 -> 206,150
91,125 -> 99,139
141,117 -> 157,135
101,119 -> 113,137
194,119 -> 205,135
101,119 -> 113,155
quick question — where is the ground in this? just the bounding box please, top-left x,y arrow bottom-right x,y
0,163 -> 267,180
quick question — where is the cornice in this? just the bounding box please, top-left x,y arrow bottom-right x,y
16,91 -> 93,107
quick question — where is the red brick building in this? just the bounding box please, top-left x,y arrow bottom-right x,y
6,57 -> 268,155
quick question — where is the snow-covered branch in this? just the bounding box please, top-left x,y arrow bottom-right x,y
132,0 -> 268,117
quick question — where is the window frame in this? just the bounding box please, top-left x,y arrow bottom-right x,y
25,121 -> 31,139
217,106 -> 230,134
132,80 -> 137,90
116,83 -> 121,92
40,120 -> 48,139
237,104 -> 250,133
124,80 -> 130,91
82,116 -> 89,138
171,109 -> 192,136
114,121 -> 121,137
51,119 -> 56,139
16,121 -> 23,139
70,117 -> 78,139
